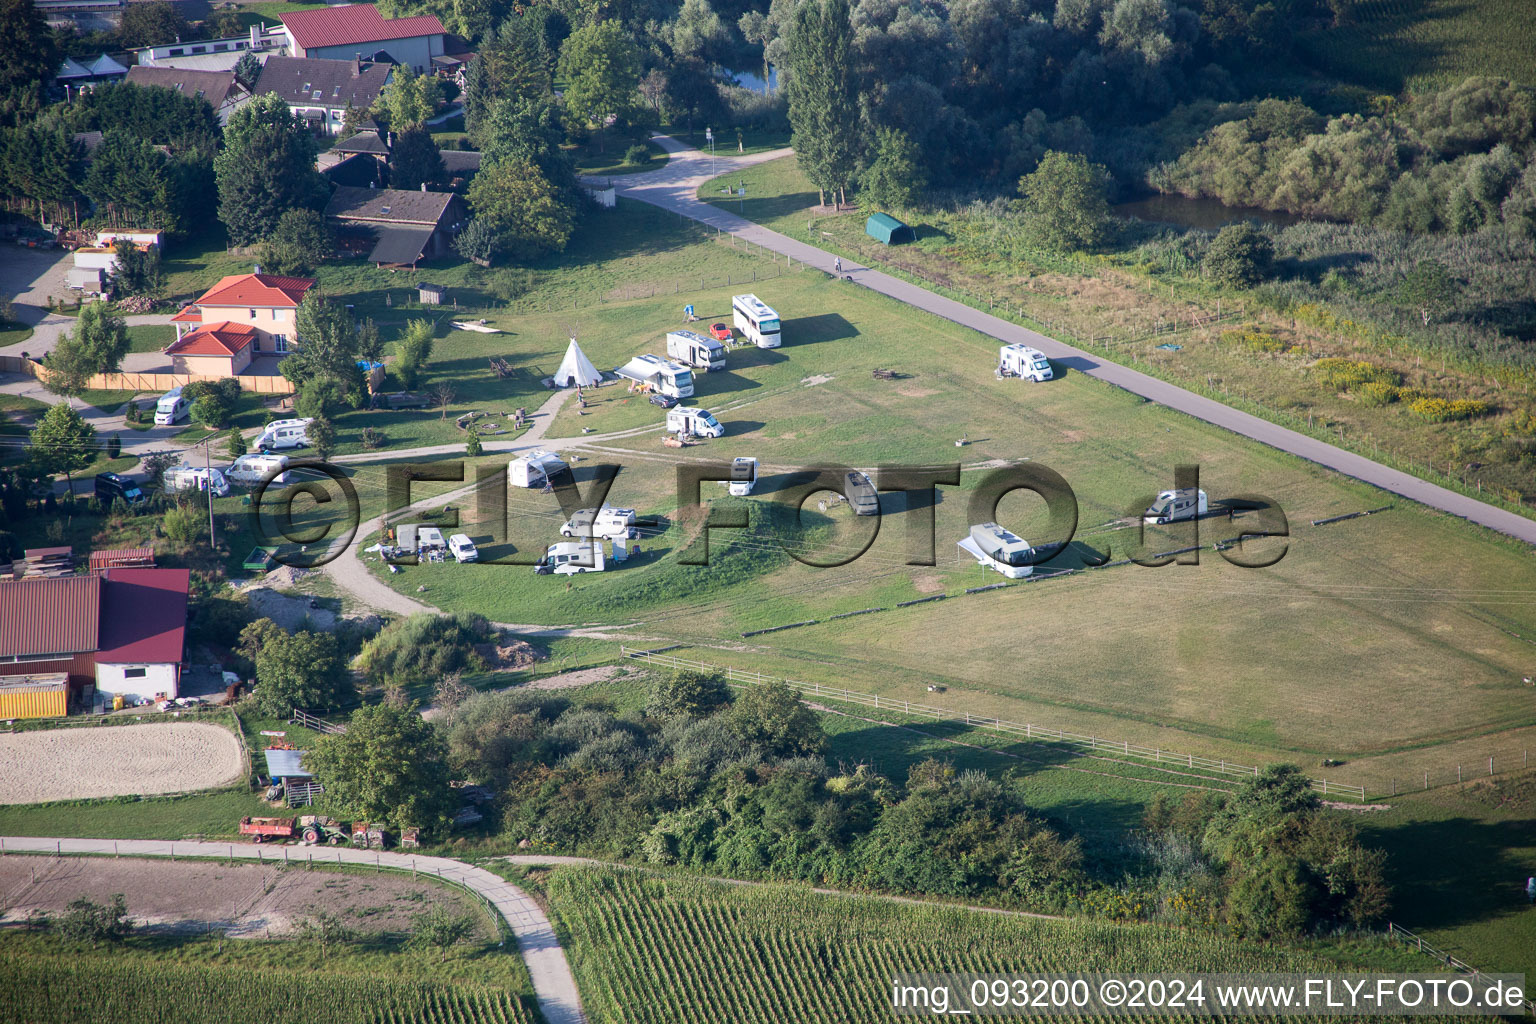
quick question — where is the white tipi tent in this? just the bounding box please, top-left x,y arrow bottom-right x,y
553,337 -> 602,388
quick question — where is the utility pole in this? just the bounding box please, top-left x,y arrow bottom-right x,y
204,439 -> 215,548
706,127 -> 715,178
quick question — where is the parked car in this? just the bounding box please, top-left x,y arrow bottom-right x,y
709,322 -> 732,342
649,393 -> 678,408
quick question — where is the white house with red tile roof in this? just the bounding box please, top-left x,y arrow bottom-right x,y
170,272 -> 316,372
279,5 -> 446,74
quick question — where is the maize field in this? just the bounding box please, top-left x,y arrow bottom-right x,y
0,950 -> 540,1024
548,868 -> 1424,1024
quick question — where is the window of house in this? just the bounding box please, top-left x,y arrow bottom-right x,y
169,48 -> 183,55
214,43 -> 226,51
273,334 -> 289,353
123,667 -> 147,679
192,46 -> 205,53
249,308 -> 256,318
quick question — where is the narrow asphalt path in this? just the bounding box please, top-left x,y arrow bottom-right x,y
0,836 -> 588,1024
605,136 -> 1536,547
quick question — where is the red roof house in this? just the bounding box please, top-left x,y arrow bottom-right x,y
171,272 -> 316,361
163,321 -> 259,374
280,5 -> 446,74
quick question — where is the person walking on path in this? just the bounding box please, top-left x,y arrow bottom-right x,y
833,257 -> 842,274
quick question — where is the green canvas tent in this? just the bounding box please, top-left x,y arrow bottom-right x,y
865,212 -> 915,245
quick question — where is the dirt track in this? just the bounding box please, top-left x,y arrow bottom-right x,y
0,722 -> 244,804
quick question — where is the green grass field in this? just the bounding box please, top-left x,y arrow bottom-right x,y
544,866 -> 1438,1024
1297,0 -> 1536,91
126,323 -> 175,354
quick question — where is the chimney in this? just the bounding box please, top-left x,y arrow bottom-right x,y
354,55 -> 362,76
253,264 -> 262,274
250,24 -> 259,48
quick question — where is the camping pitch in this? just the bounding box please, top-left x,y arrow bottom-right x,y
554,337 -> 602,387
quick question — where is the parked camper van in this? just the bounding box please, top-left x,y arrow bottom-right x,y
163,465 -> 230,498
560,506 -> 637,540
397,524 -> 447,554
255,418 -> 312,453
729,457 -> 758,496
997,344 -> 1053,382
614,354 -> 694,399
448,534 -> 479,562
732,294 -> 781,348
226,454 -> 292,488
1143,488 -> 1209,524
846,470 -> 879,515
666,330 -> 726,371
94,471 -> 145,506
666,406 -> 723,438
534,541 -> 606,575
509,450 -> 568,488
958,522 -> 1035,579
154,386 -> 189,425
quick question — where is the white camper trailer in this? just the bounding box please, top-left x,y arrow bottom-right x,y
509,450 -> 568,488
732,294 -> 781,348
846,470 -> 879,515
154,386 -> 190,425
997,344 -> 1054,382
666,330 -> 726,371
163,464 -> 230,498
255,418 -> 313,452
534,541 -> 606,574
397,524 -> 447,554
666,406 -> 723,438
728,457 -> 758,496
559,506 -> 637,540
614,354 -> 695,399
226,454 -> 292,487
958,522 -> 1035,579
1143,488 -> 1209,524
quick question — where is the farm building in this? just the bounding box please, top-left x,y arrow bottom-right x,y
280,5 -> 447,73
324,186 -> 467,267
865,212 -> 915,245
87,548 -> 156,571
0,674 -> 69,720
0,568 -> 190,707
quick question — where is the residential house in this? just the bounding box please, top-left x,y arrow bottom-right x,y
169,272 -> 316,371
324,185 -> 466,267
0,568 -> 190,706
280,5 -> 446,74
253,55 -> 392,135
125,66 -> 248,125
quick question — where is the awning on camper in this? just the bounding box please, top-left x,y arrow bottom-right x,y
367,225 -> 435,266
866,212 -> 915,245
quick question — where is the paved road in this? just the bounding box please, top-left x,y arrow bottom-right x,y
604,136 -> 1536,548
0,836 -> 588,1024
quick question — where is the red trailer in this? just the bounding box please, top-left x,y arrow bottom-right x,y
239,816 -> 296,843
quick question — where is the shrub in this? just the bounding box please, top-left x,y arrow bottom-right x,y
622,143 -> 651,166
1356,381 -> 1400,407
57,895 -> 132,946
161,503 -> 204,544
1219,328 -> 1289,353
1203,223 -> 1274,288
1408,397 -> 1489,422
356,613 -> 491,686
1310,357 -> 1400,392
360,426 -> 386,450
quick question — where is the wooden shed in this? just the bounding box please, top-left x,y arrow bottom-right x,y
865,212 -> 915,245
417,282 -> 446,305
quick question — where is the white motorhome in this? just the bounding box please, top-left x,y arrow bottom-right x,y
728,457 -> 758,496
560,506 -> 637,540
998,344 -> 1054,382
534,541 -> 606,575
666,330 -> 726,371
448,534 -> 479,562
163,465 -> 230,498
666,406 -> 723,438
614,354 -> 695,399
732,294 -> 781,348
226,453 -> 292,487
846,470 -> 879,515
255,418 -> 313,452
509,450 -> 568,488
1143,488 -> 1209,524
958,522 -> 1035,579
154,386 -> 189,425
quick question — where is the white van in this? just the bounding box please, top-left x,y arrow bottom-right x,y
1144,488 -> 1209,524
154,386 -> 189,425
163,464 -> 230,498
728,457 -> 757,496
448,534 -> 479,562
666,406 -> 723,438
732,294 -> 781,348
666,330 -> 726,371
226,453 -> 292,488
958,522 -> 1034,579
534,541 -> 605,575
998,344 -> 1054,382
846,470 -> 879,515
255,418 -> 313,453
559,506 -> 636,540
614,354 -> 695,399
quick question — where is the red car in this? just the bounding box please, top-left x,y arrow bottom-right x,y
709,322 -> 732,342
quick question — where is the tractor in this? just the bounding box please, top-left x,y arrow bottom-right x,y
297,814 -> 349,846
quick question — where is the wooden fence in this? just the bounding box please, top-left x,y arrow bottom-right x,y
290,708 -> 345,735
618,647 -> 1367,802
1387,922 -> 1535,1015
0,356 -> 296,395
